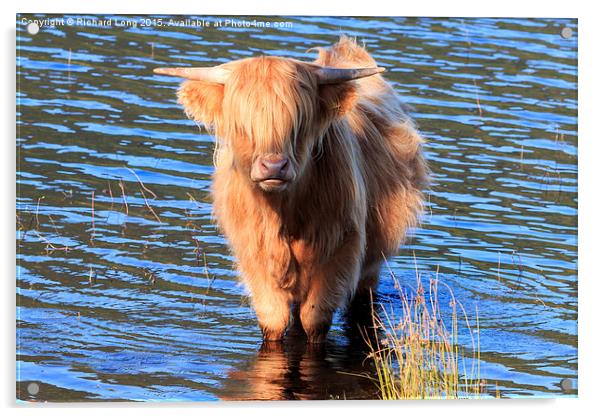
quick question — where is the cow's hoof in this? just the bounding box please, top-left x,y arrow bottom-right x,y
303,322 -> 330,344
260,326 -> 286,342
307,334 -> 328,344
259,339 -> 285,354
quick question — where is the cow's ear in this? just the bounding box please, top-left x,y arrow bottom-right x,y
177,80 -> 224,126
318,82 -> 358,119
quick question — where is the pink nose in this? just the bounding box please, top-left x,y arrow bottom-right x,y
258,156 -> 289,179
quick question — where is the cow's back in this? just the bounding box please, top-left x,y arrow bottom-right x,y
315,37 -> 429,288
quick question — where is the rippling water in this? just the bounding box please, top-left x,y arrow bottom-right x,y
16,15 -> 577,401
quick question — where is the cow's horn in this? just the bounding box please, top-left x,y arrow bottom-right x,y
153,66 -> 231,84
314,66 -> 385,84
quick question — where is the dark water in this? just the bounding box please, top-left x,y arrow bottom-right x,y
16,15 -> 577,401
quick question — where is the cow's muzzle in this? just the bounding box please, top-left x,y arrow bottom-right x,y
250,154 -> 294,192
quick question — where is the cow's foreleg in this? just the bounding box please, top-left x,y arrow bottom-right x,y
300,231 -> 363,343
299,289 -> 335,343
248,279 -> 292,341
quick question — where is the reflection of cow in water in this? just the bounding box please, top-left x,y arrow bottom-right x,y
219,323 -> 381,400
156,36 -> 428,343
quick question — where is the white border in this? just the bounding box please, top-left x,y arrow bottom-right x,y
4,1 -> 600,415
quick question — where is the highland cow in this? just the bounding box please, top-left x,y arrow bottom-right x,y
155,37 -> 429,343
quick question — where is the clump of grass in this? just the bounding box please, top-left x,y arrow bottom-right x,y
364,263 -> 482,399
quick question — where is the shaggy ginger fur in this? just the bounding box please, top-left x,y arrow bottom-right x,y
175,37 -> 429,343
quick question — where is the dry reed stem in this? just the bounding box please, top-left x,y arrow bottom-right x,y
107,180 -> 114,210
125,168 -> 162,224
67,48 -> 72,82
90,191 -> 96,244
127,167 -> 157,199
472,78 -> 483,117
118,179 -> 129,215
35,196 -> 44,229
28,196 -> 70,252
31,228 -> 70,253
138,187 -> 162,224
